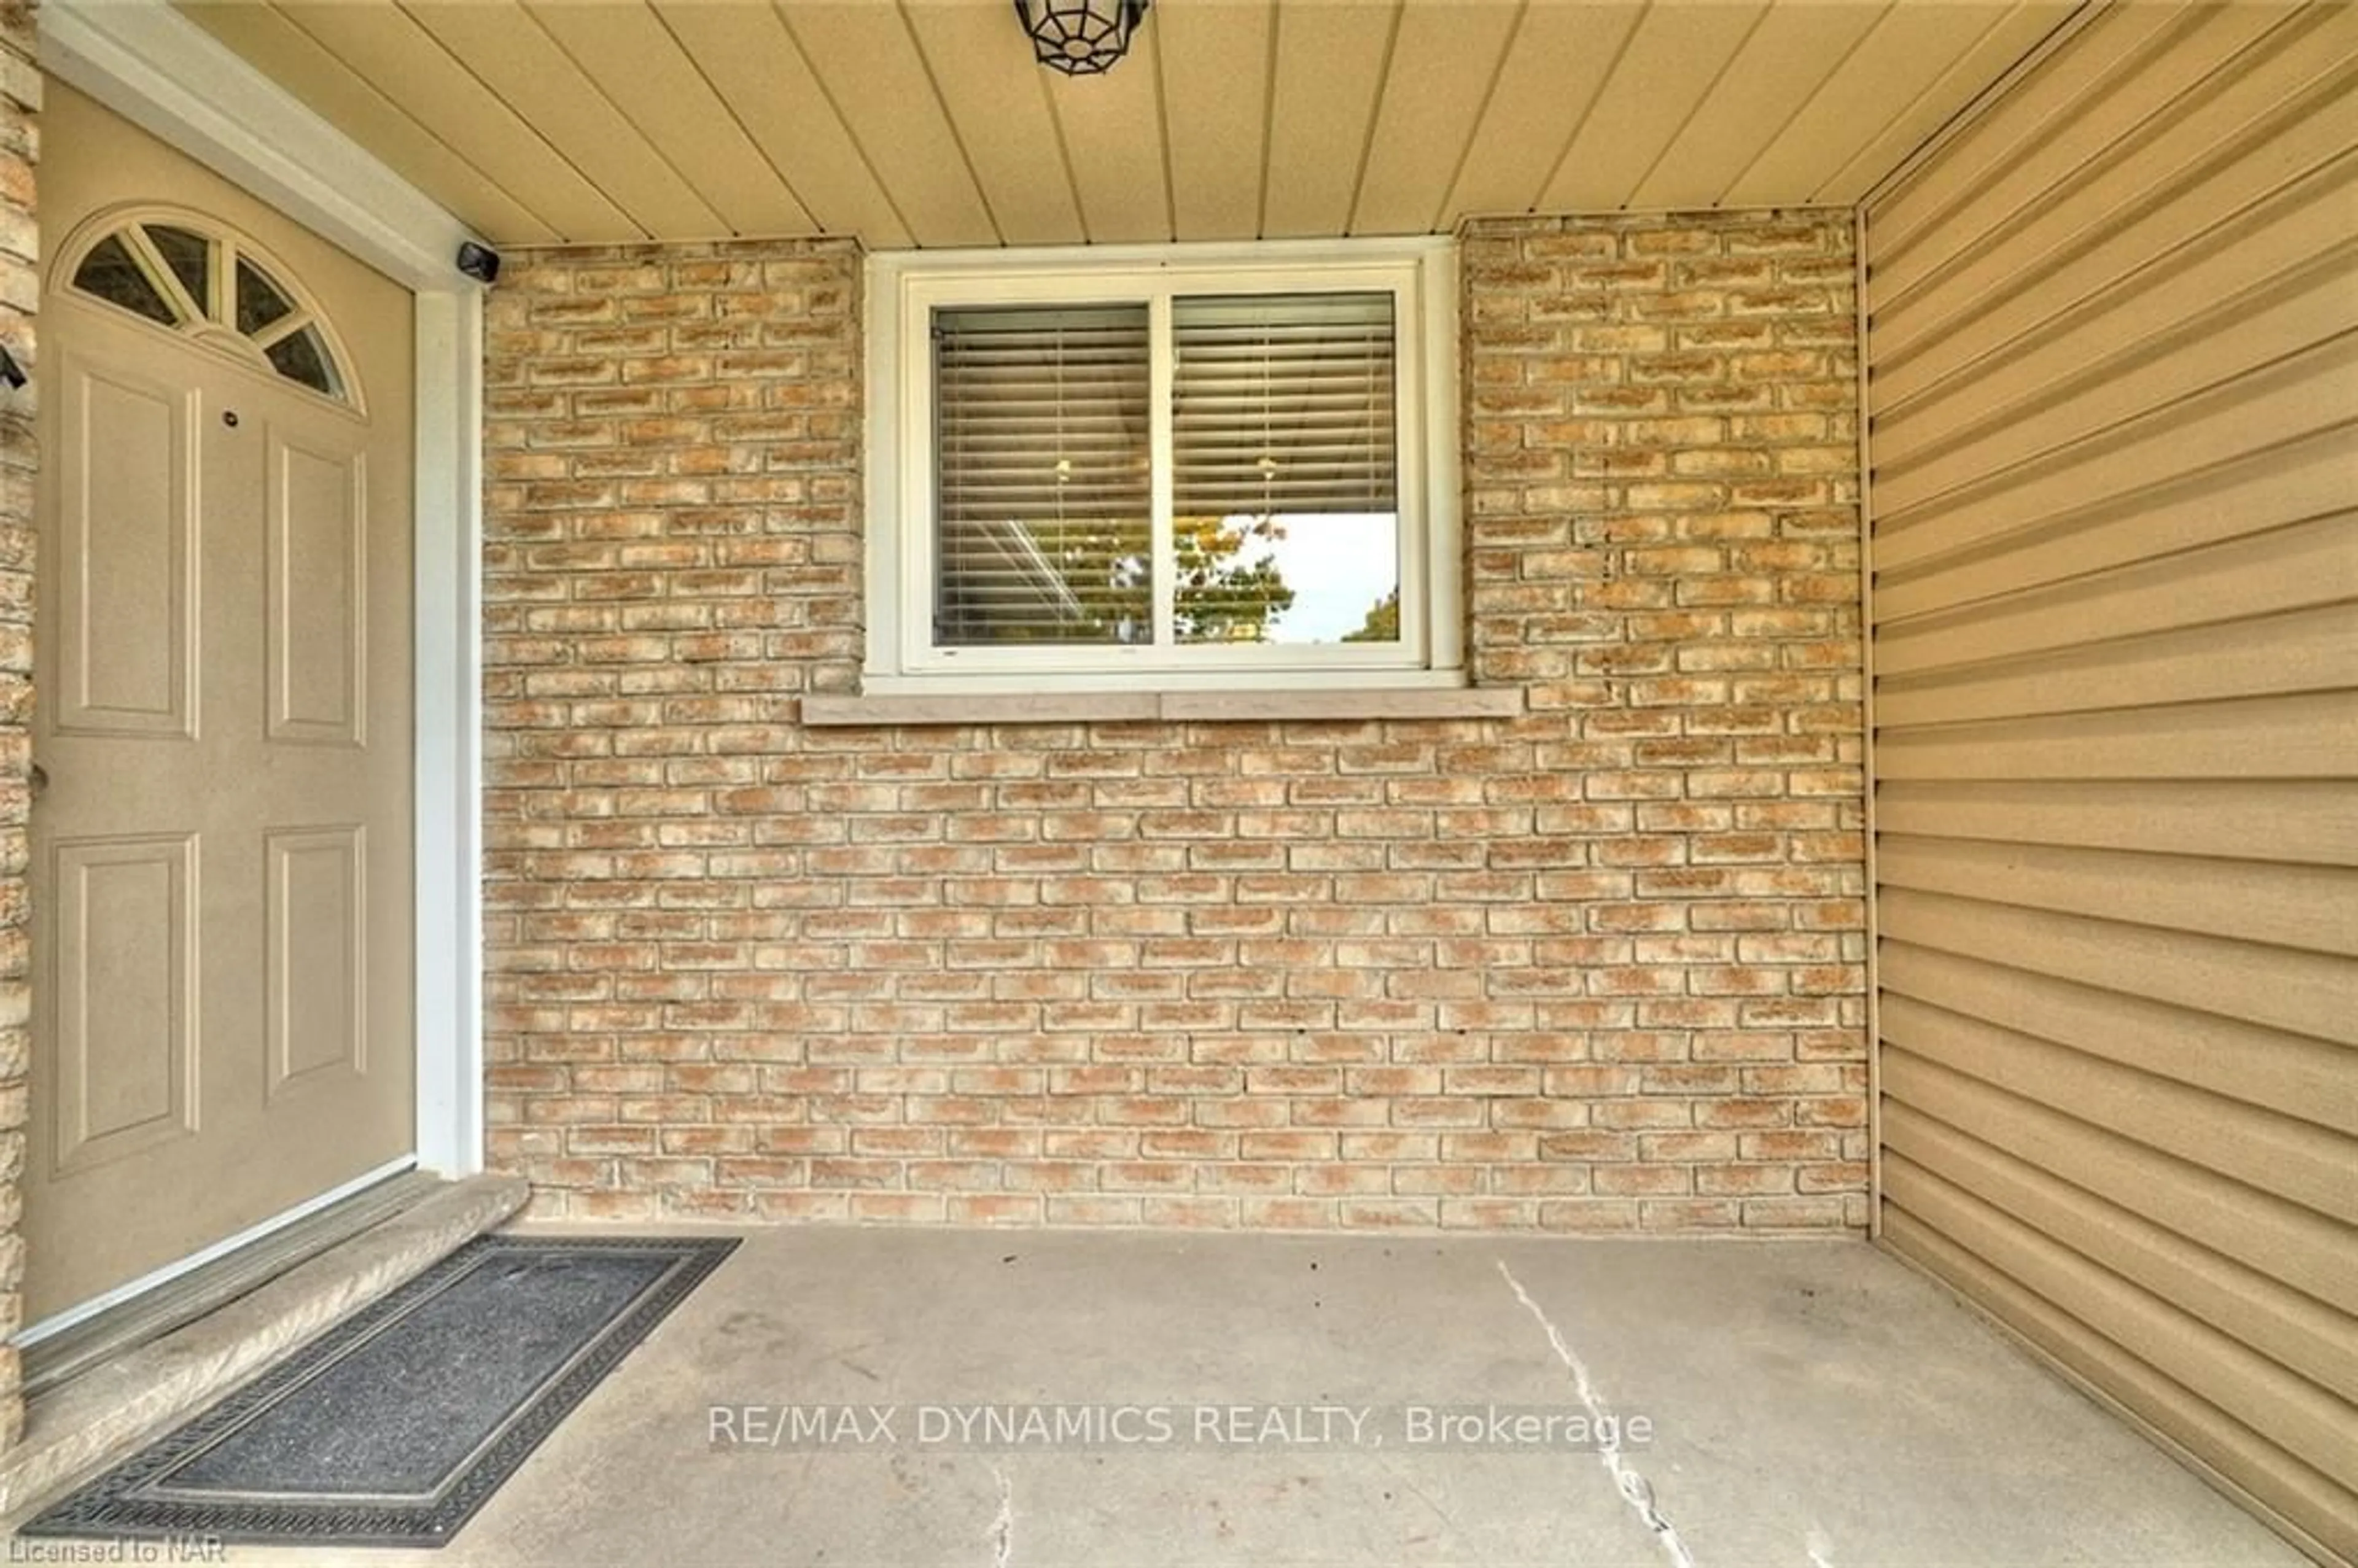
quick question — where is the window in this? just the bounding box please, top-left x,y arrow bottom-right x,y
865,241 -> 1460,695
64,213 -> 353,405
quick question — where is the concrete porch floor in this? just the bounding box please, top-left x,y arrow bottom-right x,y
161,1229 -> 2307,1566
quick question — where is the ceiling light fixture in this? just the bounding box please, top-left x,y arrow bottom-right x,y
1014,0 -> 1150,77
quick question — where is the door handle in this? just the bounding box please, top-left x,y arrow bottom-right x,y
27,762 -> 45,799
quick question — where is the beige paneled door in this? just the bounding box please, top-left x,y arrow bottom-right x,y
25,85 -> 414,1323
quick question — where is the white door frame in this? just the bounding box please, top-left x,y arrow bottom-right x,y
36,0 -> 486,1178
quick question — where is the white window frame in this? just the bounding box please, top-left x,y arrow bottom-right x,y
864,238 -> 1462,696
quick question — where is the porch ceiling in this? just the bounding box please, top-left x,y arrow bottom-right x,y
176,0 -> 2080,252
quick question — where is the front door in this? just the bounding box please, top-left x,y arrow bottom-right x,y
23,85 -> 416,1324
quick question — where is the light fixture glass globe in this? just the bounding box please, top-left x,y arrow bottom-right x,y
1013,0 -> 1150,77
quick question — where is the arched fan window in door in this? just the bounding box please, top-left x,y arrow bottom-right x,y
64,213 -> 355,406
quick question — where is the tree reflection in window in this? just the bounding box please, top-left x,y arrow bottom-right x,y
235,258 -> 294,336
263,328 -> 340,397
146,225 -> 212,312
71,235 -> 177,327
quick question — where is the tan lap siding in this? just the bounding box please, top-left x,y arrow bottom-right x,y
1863,4 -> 2358,1561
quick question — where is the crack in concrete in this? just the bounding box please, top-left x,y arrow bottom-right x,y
1400,1473 -> 1455,1529
1496,1260 -> 1698,1568
987,1464 -> 1015,1568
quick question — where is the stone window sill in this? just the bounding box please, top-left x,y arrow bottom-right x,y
800,688 -> 1525,728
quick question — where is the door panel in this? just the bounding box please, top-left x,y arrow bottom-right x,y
50,834 -> 198,1173
267,431 -> 367,745
26,83 -> 416,1324
53,352 -> 196,738
266,825 -> 368,1095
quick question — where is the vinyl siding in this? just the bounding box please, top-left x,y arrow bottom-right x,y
1862,4 -> 2358,1562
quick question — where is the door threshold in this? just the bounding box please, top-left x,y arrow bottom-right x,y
0,1175 -> 527,1524
17,1163 -> 435,1400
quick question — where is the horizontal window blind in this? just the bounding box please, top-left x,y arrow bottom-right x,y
933,305 -> 1151,646
930,292 -> 1404,652
1173,292 -> 1397,518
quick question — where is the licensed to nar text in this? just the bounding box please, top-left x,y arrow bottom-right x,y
8,1540 -> 227,1566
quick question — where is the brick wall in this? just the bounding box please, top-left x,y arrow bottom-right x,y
0,0 -> 36,1448
481,211 -> 1867,1234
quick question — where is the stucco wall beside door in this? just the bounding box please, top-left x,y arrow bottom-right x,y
480,213 -> 1867,1232
0,0 -> 37,1451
